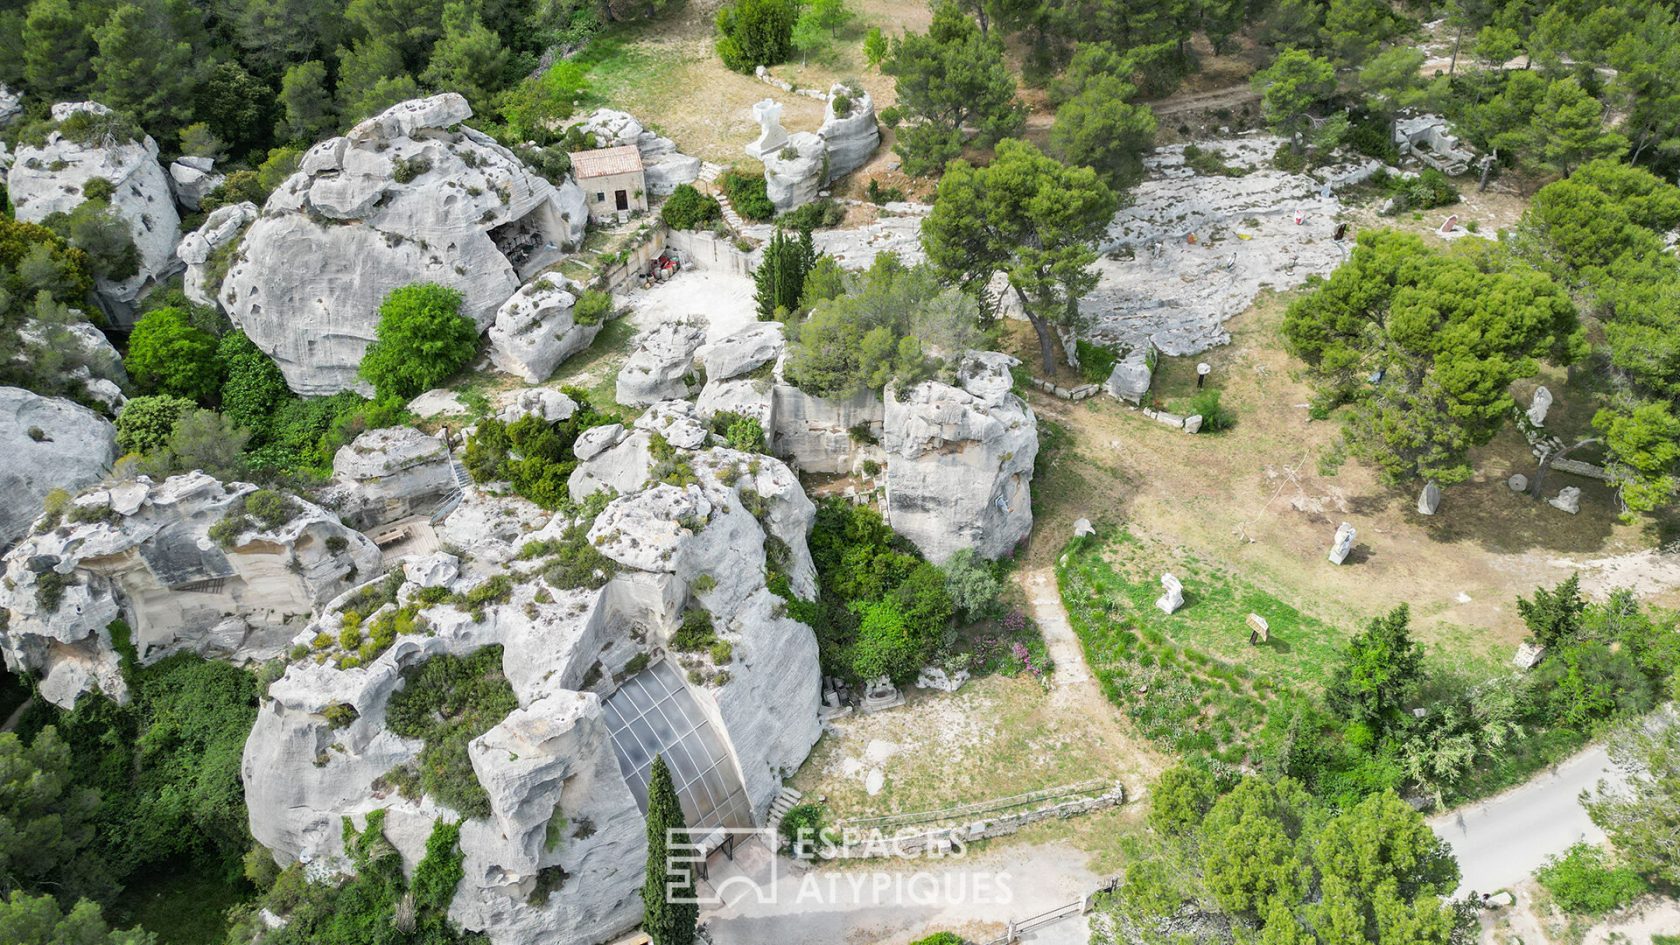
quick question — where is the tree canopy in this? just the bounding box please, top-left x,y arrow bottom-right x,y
881,2 -> 1023,177
358,283 -> 478,402
922,138 -> 1115,373
1284,230 -> 1582,486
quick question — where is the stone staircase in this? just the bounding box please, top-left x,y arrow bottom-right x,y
697,162 -> 748,232
765,785 -> 803,834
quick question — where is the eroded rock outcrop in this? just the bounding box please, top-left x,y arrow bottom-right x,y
769,361 -> 884,475
176,201 -> 256,309
615,320 -> 705,407
818,84 -> 879,183
762,131 -> 825,214
0,387 -> 117,548
242,436 -> 822,945
487,277 -> 602,383
882,352 -> 1037,563
168,155 -> 223,211
220,95 -> 589,394
0,472 -> 379,707
323,426 -> 456,529
6,102 -> 182,319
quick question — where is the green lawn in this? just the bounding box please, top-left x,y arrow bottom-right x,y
1057,527 -> 1338,768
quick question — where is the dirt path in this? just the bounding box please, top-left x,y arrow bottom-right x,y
1019,567 -> 1165,788
1151,82 -> 1260,117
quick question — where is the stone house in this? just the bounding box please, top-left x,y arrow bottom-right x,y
571,144 -> 647,223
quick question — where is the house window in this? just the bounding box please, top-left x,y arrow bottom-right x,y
596,192 -> 605,202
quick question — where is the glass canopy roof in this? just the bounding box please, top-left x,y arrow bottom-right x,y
602,660 -> 755,831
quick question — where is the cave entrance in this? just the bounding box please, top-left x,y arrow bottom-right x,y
488,208 -> 565,281
602,660 -> 754,830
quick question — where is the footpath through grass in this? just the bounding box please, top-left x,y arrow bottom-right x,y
1056,528 -> 1346,770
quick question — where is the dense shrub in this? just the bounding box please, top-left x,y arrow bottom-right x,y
19,647 -> 260,887
1374,168 -> 1460,214
777,198 -> 846,232
787,499 -> 954,682
660,184 -> 722,230
358,283 -> 478,402
1176,388 -> 1235,432
1075,339 -> 1120,384
114,394 -> 195,455
722,170 -> 775,221
383,647 -> 518,818
1538,843 -> 1648,914
711,410 -> 767,452
715,0 -> 798,73
125,307 -> 222,404
572,288 -> 613,326
942,549 -> 1002,621
217,331 -> 291,441
463,390 -> 615,509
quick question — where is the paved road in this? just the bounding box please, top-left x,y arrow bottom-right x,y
1429,744 -> 1620,897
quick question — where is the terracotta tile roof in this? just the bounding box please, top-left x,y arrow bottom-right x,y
570,145 -> 644,178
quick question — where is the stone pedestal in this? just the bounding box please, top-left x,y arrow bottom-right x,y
744,98 -> 789,159
860,675 -> 903,713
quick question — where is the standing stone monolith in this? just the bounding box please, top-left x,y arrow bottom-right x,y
1155,573 -> 1184,614
1328,522 -> 1356,565
1527,386 -> 1553,426
1417,482 -> 1441,516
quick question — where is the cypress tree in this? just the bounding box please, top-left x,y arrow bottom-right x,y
642,755 -> 698,945
753,226 -> 816,320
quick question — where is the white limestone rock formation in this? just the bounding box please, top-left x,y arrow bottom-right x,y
0,472 -> 379,706
882,352 -> 1037,563
761,131 -> 825,214
496,387 -> 577,425
1104,345 -> 1155,404
0,387 -> 117,547
13,317 -> 128,412
696,375 -> 775,429
241,438 -> 822,945
694,321 -> 784,381
769,367 -> 884,475
324,426 -> 456,529
220,94 -> 590,395
818,84 -> 879,183
6,102 -> 182,319
1079,137 -> 1357,357
634,399 -> 708,449
615,320 -> 705,407
168,155 -> 223,211
488,277 -> 602,383
0,85 -> 21,126
176,201 -> 258,309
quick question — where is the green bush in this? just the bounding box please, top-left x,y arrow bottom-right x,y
1177,388 -> 1235,432
942,549 -> 1002,621
1374,168 -> 1460,214
712,410 -> 767,452
358,283 -> 478,401
778,197 -> 846,231
125,307 -> 223,404
218,331 -> 292,441
778,802 -> 827,855
722,171 -> 776,221
1075,339 -> 1120,384
463,392 -> 616,509
114,394 -> 196,455
672,609 -> 717,651
1537,843 -> 1647,914
715,0 -> 798,73
572,288 -> 613,326
866,178 -> 907,205
661,184 -> 722,230
383,647 -> 518,818
911,934 -> 964,945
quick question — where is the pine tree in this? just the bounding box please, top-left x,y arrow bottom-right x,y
753,227 -> 815,320
1516,573 -> 1586,650
641,755 -> 697,945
